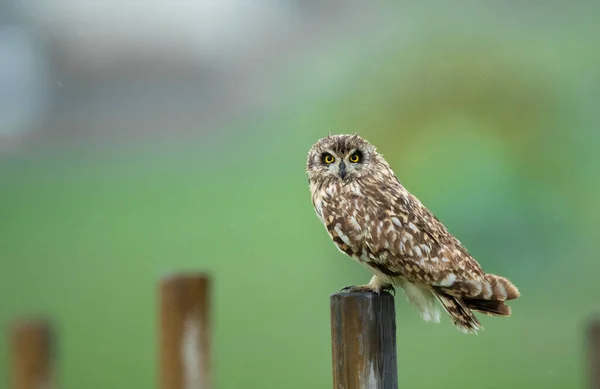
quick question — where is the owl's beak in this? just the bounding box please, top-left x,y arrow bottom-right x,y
338,161 -> 347,180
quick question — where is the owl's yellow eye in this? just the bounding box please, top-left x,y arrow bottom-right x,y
349,152 -> 361,163
323,153 -> 335,164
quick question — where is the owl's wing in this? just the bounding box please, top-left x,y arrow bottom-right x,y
363,189 -> 489,296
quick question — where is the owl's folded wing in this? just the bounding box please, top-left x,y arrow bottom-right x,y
362,192 -> 489,297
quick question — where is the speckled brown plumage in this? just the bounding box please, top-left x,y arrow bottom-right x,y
306,134 -> 519,333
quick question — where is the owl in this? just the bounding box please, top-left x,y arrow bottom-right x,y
306,134 -> 520,333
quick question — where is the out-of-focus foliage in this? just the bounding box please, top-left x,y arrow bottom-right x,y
1,2 -> 599,389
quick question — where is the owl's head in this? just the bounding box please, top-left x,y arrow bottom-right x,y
306,134 -> 385,184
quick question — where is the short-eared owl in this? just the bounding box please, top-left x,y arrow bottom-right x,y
306,134 -> 519,333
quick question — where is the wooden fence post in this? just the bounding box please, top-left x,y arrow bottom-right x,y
588,318 -> 600,389
159,273 -> 211,389
10,319 -> 56,389
330,291 -> 397,389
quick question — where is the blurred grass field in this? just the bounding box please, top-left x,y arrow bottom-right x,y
1,109 -> 598,388
2,2 -> 600,388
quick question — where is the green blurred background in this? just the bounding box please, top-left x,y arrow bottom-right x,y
1,2 -> 599,388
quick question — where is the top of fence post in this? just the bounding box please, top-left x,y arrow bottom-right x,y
10,318 -> 56,389
330,291 -> 398,389
159,272 -> 211,389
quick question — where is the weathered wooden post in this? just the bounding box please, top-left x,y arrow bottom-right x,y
588,318 -> 600,389
330,291 -> 398,389
159,273 -> 211,389
10,319 -> 56,389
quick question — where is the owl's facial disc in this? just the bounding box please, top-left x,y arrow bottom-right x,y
307,135 -> 376,184
320,148 -> 365,181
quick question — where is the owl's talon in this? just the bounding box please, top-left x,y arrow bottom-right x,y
383,285 -> 396,296
340,284 -> 395,295
340,285 -> 357,293
340,285 -> 371,293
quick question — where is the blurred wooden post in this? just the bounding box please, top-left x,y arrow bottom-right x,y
10,319 -> 56,389
588,319 -> 600,389
159,273 -> 211,389
330,292 -> 397,389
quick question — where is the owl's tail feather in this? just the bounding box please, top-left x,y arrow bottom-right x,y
444,274 -> 520,302
463,298 -> 511,316
484,274 -> 520,301
434,291 -> 482,334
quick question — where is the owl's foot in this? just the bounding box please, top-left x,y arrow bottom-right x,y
340,284 -> 396,296
340,275 -> 395,295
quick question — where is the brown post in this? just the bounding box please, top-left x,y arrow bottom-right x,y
159,273 -> 211,389
10,319 -> 56,389
588,319 -> 600,389
330,292 -> 397,389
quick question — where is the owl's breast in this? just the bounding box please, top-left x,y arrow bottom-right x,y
316,181 -> 371,259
